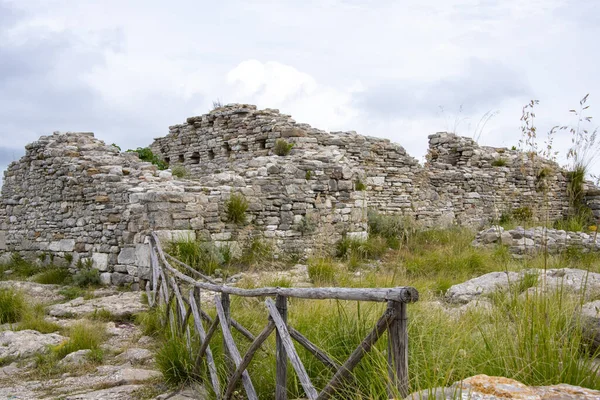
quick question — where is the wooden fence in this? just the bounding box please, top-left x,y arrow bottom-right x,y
147,232 -> 419,400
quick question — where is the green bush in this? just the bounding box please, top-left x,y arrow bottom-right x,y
169,238 -> 224,275
355,179 -> 366,191
273,139 -> 294,156
59,286 -> 87,300
491,158 -> 507,167
171,165 -> 188,178
127,147 -> 168,170
368,210 -> 417,248
73,268 -> 101,287
512,206 -> 533,222
239,238 -> 273,266
0,289 -> 25,324
225,193 -> 248,224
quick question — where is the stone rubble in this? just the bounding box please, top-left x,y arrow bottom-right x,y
473,225 -> 600,255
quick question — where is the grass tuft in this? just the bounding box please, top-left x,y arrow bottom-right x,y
225,193 -> 248,224
0,289 -> 26,324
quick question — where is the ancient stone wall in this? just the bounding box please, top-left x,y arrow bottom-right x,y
0,104 -> 590,285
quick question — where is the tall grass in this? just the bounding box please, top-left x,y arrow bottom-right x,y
0,288 -> 26,324
52,322 -> 106,359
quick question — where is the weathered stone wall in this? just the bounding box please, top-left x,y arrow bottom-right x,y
0,103 -> 591,284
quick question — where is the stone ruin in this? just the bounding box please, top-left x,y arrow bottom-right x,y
1,103 -> 598,285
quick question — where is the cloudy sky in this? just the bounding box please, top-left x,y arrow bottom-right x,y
1,0 -> 599,186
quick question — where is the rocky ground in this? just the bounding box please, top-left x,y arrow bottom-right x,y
3,265 -> 600,399
0,281 -> 203,400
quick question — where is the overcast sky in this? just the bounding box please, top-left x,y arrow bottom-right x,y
1,0 -> 599,186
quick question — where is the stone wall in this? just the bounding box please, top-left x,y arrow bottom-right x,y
0,104 -> 591,284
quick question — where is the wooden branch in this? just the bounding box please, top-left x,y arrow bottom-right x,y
151,233 -> 418,303
169,277 -> 187,328
275,295 -> 288,400
290,328 -> 340,372
189,289 -> 221,398
223,322 -> 275,400
200,309 -> 256,343
166,252 -> 218,284
266,298 -> 318,400
387,301 -> 409,399
196,312 -> 220,369
216,295 -> 258,400
316,307 -> 397,400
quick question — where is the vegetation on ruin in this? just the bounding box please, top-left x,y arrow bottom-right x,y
171,165 -> 188,178
224,192 -> 249,224
273,138 -> 294,156
127,147 -> 168,170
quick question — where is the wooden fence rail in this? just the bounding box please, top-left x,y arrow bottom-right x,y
147,232 -> 419,400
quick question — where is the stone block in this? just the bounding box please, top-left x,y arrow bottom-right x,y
111,272 -> 134,286
100,272 -> 112,285
0,231 -> 5,251
91,253 -> 109,272
48,239 -> 75,252
117,247 -> 136,265
135,244 -> 151,268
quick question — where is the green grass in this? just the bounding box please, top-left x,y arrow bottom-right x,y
52,322 -> 106,359
145,226 -> 600,398
225,193 -> 248,224
59,286 -> 88,300
0,288 -> 26,324
32,267 -> 71,285
168,237 -> 224,275
171,165 -> 188,178
16,303 -> 61,333
0,254 -> 42,280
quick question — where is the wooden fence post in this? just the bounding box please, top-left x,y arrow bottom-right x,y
275,294 -> 288,400
387,301 -> 408,398
222,293 -> 233,377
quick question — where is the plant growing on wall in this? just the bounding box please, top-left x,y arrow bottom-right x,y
274,139 -> 294,156
171,165 -> 188,179
225,193 -> 248,224
127,147 -> 168,170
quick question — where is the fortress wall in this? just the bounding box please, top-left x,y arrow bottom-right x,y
0,104 -> 587,285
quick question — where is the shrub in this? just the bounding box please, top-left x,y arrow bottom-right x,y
73,268 -> 101,287
156,331 -> 198,386
225,193 -> 248,224
127,147 -> 168,170
169,238 -> 224,275
32,267 -> 71,285
512,206 -> 533,222
171,165 -> 188,178
307,257 -> 337,285
355,179 -> 366,191
305,170 -> 312,180
491,158 -> 507,167
368,210 -> 417,248
0,289 -> 25,324
52,322 -> 106,359
240,238 -> 273,266
273,139 -> 294,156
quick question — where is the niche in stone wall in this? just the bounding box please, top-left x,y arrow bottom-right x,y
222,142 -> 232,156
257,139 -> 267,149
241,142 -> 249,151
208,149 -> 215,160
164,157 -> 171,166
178,154 -> 184,163
191,152 -> 200,164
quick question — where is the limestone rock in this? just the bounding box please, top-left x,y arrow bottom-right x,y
47,292 -> 147,318
0,330 -> 66,359
404,374 -> 600,399
445,272 -> 518,304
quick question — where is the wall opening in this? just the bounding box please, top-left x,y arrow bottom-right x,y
191,152 -> 201,164
222,142 -> 232,156
208,149 -> 215,160
178,154 -> 185,163
241,142 -> 249,151
258,139 -> 267,149
164,157 -> 170,166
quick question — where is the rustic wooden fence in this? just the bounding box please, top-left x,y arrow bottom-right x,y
147,232 -> 419,399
